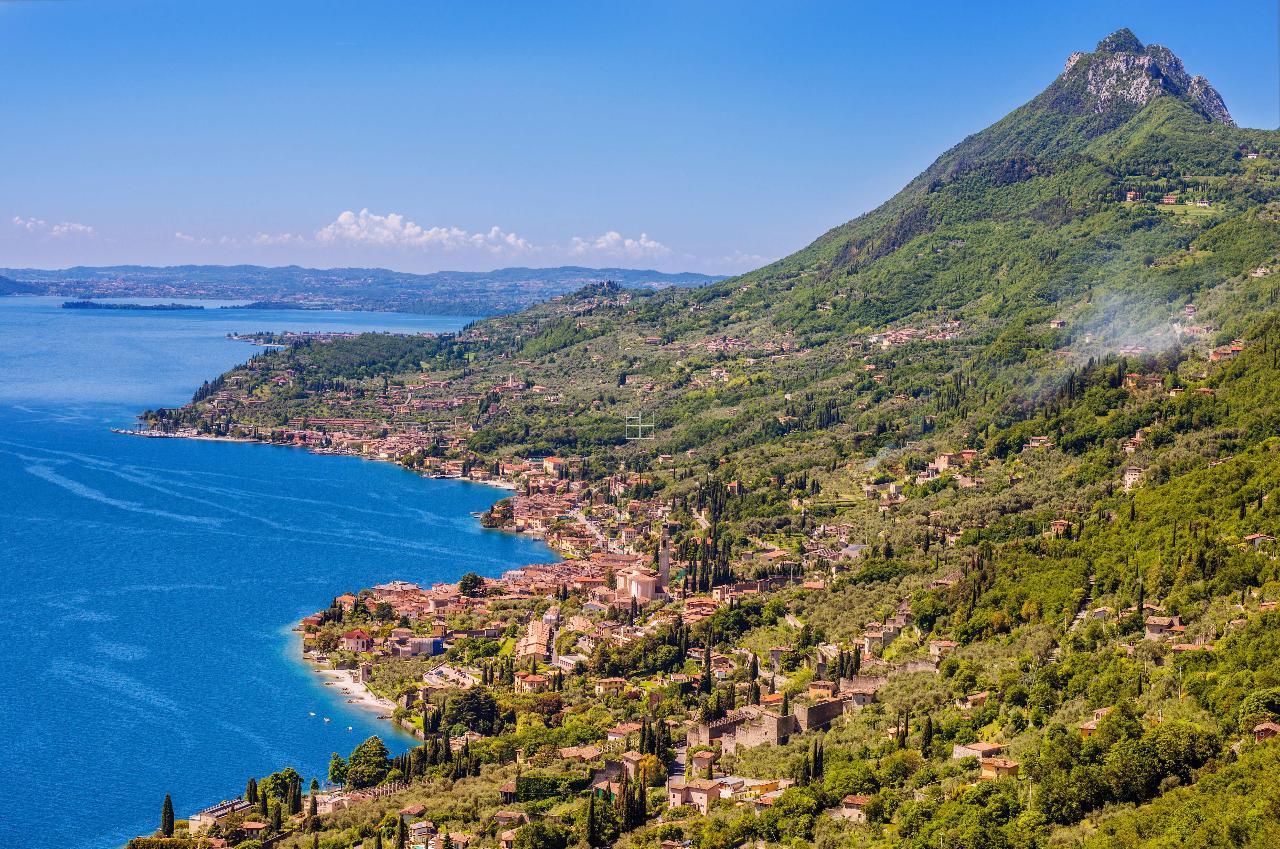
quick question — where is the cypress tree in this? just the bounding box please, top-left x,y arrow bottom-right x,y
584,792 -> 597,847
246,777 -> 258,805
161,794 -> 175,838
616,773 -> 631,828
701,641 -> 713,694
635,774 -> 647,824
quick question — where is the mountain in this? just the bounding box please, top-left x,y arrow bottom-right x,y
1063,28 -> 1232,125
700,30 -> 1276,340
140,31 -> 1280,849
0,263 -> 723,315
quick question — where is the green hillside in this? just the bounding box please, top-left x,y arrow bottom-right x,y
139,30 -> 1280,849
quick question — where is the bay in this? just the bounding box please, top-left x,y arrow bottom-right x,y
0,297 -> 557,849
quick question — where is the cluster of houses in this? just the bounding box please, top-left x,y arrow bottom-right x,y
913,449 -> 982,489
859,446 -> 991,510
1121,190 -> 1212,207
860,600 -> 916,656
950,741 -> 1020,781
666,772 -> 794,816
690,335 -> 797,356
1209,339 -> 1246,363
866,321 -> 964,350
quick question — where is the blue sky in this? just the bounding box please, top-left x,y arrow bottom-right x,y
2,1 -> 1276,274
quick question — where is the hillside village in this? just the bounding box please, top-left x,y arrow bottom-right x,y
132,314 -> 1280,849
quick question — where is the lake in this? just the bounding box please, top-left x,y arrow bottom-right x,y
0,297 -> 558,849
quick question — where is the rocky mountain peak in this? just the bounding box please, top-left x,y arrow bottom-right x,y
1058,29 -> 1234,126
1097,27 -> 1144,54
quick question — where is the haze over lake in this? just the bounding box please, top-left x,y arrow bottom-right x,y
0,298 -> 558,849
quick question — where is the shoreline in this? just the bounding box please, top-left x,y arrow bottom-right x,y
305,654 -> 407,728
311,665 -> 393,716
118,428 -> 521,493
200,429 -> 567,741
285,624 -> 421,742
126,421 -> 574,748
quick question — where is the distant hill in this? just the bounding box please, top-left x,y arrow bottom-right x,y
0,275 -> 39,296
0,264 -> 723,315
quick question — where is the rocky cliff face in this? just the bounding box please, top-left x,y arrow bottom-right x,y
1059,28 -> 1234,125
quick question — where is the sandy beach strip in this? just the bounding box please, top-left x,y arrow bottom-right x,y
311,663 -> 399,717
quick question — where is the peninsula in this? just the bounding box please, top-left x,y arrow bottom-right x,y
62,300 -> 206,311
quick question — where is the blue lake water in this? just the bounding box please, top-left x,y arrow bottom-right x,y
0,297 -> 558,849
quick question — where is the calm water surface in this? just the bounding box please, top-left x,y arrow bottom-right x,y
0,297 -> 557,849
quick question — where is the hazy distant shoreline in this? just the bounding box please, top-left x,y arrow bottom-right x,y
1,263 -> 725,317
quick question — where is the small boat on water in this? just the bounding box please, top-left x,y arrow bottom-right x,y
323,717 -> 331,723
309,711 -> 316,716
347,726 -> 353,731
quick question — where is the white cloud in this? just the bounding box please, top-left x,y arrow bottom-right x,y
251,231 -> 305,246
13,215 -> 96,238
313,209 -> 533,254
568,230 -> 670,259
170,210 -> 687,267
714,250 -> 773,273
50,221 -> 97,237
